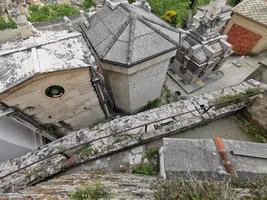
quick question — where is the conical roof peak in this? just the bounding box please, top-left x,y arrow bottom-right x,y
82,3 -> 182,67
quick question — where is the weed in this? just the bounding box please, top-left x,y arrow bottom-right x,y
69,182 -> 111,200
79,144 -> 94,157
0,17 -> 16,30
132,163 -> 155,176
28,4 -> 80,23
145,147 -> 159,161
236,114 -> 266,143
214,88 -> 262,109
143,98 -> 161,111
154,178 -> 267,200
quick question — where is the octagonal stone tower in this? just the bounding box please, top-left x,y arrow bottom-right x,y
81,0 -> 181,113
169,0 -> 232,93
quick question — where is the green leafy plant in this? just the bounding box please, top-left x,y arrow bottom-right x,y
143,98 -> 161,111
28,4 -> 80,23
79,144 -> 94,157
145,147 -> 159,161
0,16 -> 16,30
69,182 -> 111,200
148,0 -> 239,27
82,0 -> 96,11
161,10 -> 177,26
132,163 -> 155,176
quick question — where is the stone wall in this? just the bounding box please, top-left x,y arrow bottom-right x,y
0,68 -> 105,134
0,79 -> 266,192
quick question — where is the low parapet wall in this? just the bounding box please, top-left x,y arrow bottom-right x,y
0,79 -> 266,192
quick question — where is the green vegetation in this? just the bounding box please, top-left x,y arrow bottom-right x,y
145,147 -> 159,161
148,0 -> 240,27
154,178 -> 267,200
132,163 -> 155,176
236,114 -> 266,143
69,182 -> 111,200
132,147 -> 159,176
82,0 -> 96,11
79,144 -> 94,157
161,10 -> 177,26
28,4 -> 80,23
0,16 -> 16,30
143,98 -> 161,111
213,87 -> 262,109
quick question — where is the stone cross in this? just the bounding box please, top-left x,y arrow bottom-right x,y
206,0 -> 226,20
133,0 -> 151,12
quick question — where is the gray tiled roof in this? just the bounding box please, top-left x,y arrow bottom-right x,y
233,0 -> 267,26
82,3 -> 182,67
0,31 -> 90,94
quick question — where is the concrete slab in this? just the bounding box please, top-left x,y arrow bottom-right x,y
166,52 -> 267,97
167,69 -> 223,94
160,138 -> 267,180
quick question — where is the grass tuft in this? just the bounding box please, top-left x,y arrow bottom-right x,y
69,182 -> 111,200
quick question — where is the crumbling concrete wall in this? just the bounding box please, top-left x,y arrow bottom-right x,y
0,79 -> 266,193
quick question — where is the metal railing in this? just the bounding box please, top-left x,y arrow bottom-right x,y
0,94 -> 254,180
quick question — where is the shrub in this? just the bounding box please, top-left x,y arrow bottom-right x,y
0,17 -> 16,30
69,182 -> 111,200
28,4 -> 80,23
143,98 -> 161,111
145,147 -> 159,161
161,10 -> 177,26
132,163 -> 155,176
148,0 -> 239,28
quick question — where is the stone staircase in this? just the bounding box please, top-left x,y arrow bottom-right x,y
0,170 -> 156,200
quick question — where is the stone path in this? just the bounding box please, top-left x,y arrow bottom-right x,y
0,170 -> 156,200
0,79 -> 266,193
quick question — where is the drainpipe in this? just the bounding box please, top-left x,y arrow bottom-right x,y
84,53 -> 114,118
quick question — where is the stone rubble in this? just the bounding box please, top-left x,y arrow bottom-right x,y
0,79 -> 266,193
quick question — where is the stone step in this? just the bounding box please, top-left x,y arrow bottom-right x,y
0,170 -> 156,200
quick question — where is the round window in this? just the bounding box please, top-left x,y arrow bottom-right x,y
45,85 -> 65,98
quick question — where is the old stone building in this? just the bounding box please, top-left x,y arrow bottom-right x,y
80,0 -> 181,113
0,30 -> 107,140
169,0 -> 232,93
223,0 -> 267,55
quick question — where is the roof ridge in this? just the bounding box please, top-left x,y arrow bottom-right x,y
101,18 -> 132,58
139,18 -> 179,46
127,18 -> 136,65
